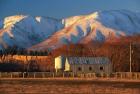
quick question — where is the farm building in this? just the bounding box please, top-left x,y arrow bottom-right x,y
55,56 -> 112,74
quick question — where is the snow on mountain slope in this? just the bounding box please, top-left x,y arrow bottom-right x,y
3,15 -> 27,29
30,10 -> 140,50
0,10 -> 140,50
0,15 -> 64,49
63,15 -> 84,27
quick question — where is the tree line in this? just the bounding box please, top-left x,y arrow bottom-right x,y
0,46 -> 50,72
0,46 -> 49,56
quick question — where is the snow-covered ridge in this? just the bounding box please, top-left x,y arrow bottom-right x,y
30,10 -> 140,50
3,15 -> 27,29
63,12 -> 99,28
0,15 -> 64,49
0,10 -> 140,50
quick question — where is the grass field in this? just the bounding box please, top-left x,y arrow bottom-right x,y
0,78 -> 140,94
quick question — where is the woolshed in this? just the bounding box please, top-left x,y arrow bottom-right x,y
54,56 -> 112,74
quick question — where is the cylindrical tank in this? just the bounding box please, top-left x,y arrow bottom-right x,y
55,56 -> 65,71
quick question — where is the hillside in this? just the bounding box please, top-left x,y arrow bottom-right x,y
0,15 -> 64,49
30,10 -> 140,50
0,10 -> 140,51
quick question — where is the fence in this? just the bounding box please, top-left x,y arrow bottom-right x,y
0,72 -> 140,80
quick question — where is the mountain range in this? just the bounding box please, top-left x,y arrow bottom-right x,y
0,10 -> 140,50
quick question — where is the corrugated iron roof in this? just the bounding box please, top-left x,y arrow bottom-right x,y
66,57 -> 110,64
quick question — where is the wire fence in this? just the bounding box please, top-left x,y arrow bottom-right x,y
0,72 -> 140,80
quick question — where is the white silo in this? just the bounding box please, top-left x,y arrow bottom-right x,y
55,56 -> 65,73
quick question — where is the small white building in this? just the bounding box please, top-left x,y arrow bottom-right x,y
55,56 -> 112,74
55,56 -> 65,72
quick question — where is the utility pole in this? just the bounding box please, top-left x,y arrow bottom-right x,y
129,43 -> 132,72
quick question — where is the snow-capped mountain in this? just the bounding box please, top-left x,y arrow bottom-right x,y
0,10 -> 140,50
0,15 -> 64,49
30,10 -> 140,50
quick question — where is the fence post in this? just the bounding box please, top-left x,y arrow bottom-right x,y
84,73 -> 85,78
63,72 -> 65,78
129,72 -> 132,79
120,73 -> 123,79
138,73 -> 140,79
115,73 -> 117,79
134,73 -> 137,79
106,74 -> 109,79
95,73 -> 97,78
34,72 -> 36,78
53,72 -> 54,78
85,73 -> 86,78
10,73 -> 13,78
89,73 -> 91,78
42,72 -> 45,78
72,73 -> 74,78
101,73 -> 103,78
26,72 -> 29,78
23,72 -> 24,78
81,73 -> 83,78
92,73 -> 94,78
136,73 -> 137,79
